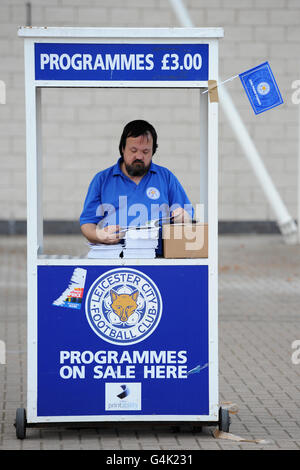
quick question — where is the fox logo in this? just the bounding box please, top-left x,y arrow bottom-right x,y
86,268 -> 162,345
110,290 -> 139,323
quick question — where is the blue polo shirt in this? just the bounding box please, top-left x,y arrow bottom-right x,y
80,158 -> 193,254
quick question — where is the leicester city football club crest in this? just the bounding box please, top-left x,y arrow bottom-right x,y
146,187 -> 160,200
85,268 -> 163,345
257,82 -> 270,96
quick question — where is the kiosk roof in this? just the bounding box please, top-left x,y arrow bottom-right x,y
18,26 -> 224,39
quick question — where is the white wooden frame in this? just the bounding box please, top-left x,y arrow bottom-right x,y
18,27 -> 223,425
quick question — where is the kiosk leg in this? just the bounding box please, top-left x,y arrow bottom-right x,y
15,408 -> 27,439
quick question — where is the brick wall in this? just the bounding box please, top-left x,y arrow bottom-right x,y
0,0 -> 299,225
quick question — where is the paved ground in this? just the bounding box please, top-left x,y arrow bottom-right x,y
0,234 -> 299,450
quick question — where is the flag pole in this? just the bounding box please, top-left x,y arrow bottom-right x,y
298,100 -> 300,242
202,74 -> 239,94
169,0 -> 297,244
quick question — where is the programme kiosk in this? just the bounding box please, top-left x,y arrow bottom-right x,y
16,26 -> 228,438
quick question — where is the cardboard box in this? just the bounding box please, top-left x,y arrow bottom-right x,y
162,223 -> 208,258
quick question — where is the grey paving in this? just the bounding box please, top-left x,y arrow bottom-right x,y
0,234 -> 299,450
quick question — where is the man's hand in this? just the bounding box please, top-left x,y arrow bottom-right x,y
171,207 -> 192,223
96,224 -> 125,244
81,223 -> 124,245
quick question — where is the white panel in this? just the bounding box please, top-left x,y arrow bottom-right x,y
18,27 -> 224,39
35,81 -> 208,89
207,39 -> 219,419
24,38 -> 39,423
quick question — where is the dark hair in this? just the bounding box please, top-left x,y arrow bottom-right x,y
119,120 -> 158,158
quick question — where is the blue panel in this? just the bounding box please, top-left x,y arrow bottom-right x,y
37,265 -> 209,417
34,43 -> 209,81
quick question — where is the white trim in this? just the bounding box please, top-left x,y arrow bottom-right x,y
207,38 -> 219,420
199,90 -> 208,222
24,38 -> 39,422
37,258 -> 209,266
298,101 -> 300,243
29,414 -> 218,424
18,26 -> 224,39
31,37 -> 217,45
34,81 -> 208,89
36,88 -> 43,254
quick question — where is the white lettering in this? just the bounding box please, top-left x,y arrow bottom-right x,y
70,351 -> 81,364
59,350 -> 188,366
93,365 -> 136,379
121,54 -> 135,70
40,53 -> 50,70
60,365 -> 85,379
143,365 -> 188,379
71,53 -> 83,71
105,54 -> 120,70
136,54 -> 145,70
39,53 -> 156,72
50,53 -> 59,70
59,53 -> 71,70
145,53 -> 154,70
93,54 -> 105,70
83,54 -> 93,70
60,351 -> 70,363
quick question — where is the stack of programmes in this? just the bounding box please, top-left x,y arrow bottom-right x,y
87,225 -> 159,259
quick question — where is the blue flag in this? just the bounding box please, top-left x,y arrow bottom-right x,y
239,61 -> 283,115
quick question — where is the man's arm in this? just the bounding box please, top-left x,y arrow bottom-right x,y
81,223 -> 124,245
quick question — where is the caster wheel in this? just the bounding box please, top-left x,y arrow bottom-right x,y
15,408 -> 27,439
218,406 -> 230,433
192,425 -> 203,433
171,425 -> 181,433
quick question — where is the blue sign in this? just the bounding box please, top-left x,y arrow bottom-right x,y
37,265 -> 209,417
34,43 -> 209,81
239,61 -> 283,114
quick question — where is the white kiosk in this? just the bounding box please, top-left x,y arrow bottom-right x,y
16,27 -> 228,439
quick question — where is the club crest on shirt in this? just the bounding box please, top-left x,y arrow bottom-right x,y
146,187 -> 160,200
85,268 -> 163,345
